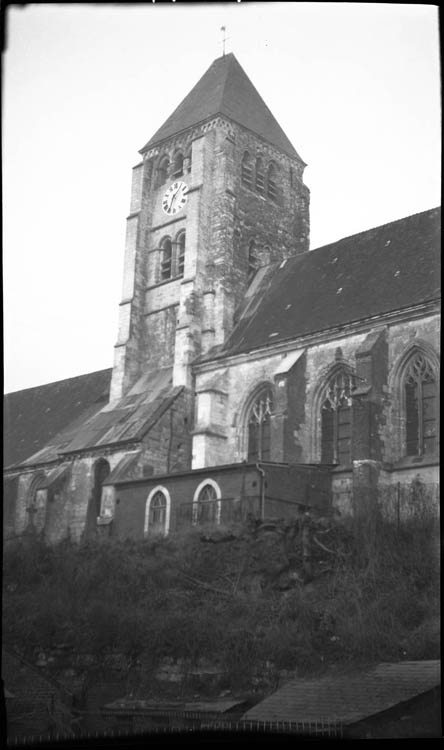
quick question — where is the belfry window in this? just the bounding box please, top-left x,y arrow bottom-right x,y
172,152 -> 184,178
156,156 -> 169,187
404,352 -> 437,456
196,484 -> 218,525
255,158 -> 265,194
267,163 -> 278,201
160,238 -> 173,280
321,370 -> 354,465
241,152 -> 253,188
177,231 -> 186,277
184,146 -> 192,174
247,387 -> 274,462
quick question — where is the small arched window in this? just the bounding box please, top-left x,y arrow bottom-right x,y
241,152 -> 253,188
156,155 -> 169,187
160,237 -> 173,281
147,491 -> 167,535
321,369 -> 354,465
195,483 -> 218,525
403,352 -> 437,456
176,231 -> 186,277
267,163 -> 278,201
247,387 -> 274,462
248,239 -> 259,279
172,151 -> 184,178
255,158 -> 265,194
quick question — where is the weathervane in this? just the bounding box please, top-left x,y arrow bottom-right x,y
220,26 -> 230,56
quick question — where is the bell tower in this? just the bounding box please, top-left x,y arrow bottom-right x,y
109,53 -> 310,402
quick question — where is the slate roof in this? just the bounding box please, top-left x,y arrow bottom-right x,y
207,207 -> 440,360
10,368 -> 183,469
4,369 -> 112,468
141,53 -> 302,161
242,660 -> 440,725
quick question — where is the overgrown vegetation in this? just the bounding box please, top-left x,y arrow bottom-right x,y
3,506 -> 440,695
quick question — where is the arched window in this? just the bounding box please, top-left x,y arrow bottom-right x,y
403,351 -> 437,456
156,155 -> 169,187
144,486 -> 171,537
172,151 -> 184,178
147,491 -> 167,535
247,387 -> 274,462
267,163 -> 278,201
241,152 -> 253,188
320,369 -> 354,465
248,239 -> 259,278
195,483 -> 219,525
160,237 -> 173,280
176,231 -> 186,277
255,158 -> 265,194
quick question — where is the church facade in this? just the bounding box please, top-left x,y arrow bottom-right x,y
4,54 -> 440,544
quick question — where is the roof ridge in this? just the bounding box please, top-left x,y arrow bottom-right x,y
310,206 -> 441,255
5,367 -> 112,397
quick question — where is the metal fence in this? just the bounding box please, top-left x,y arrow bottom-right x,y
7,715 -> 343,744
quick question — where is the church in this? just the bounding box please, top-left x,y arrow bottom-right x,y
4,53 -> 440,543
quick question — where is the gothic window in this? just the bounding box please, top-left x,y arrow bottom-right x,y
320,369 -> 354,465
267,163 -> 278,201
160,237 -> 173,280
241,152 -> 253,188
147,491 -> 167,535
172,151 -> 184,178
248,239 -> 259,278
247,387 -> 274,461
156,155 -> 169,187
195,483 -> 219,525
403,352 -> 437,456
176,231 -> 186,277
255,158 -> 265,194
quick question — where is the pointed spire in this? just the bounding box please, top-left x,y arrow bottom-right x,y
141,54 -> 303,161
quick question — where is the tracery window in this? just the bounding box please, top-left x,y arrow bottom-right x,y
160,237 -> 173,280
255,158 -> 265,194
267,163 -> 278,201
404,352 -> 437,456
147,491 -> 167,535
196,484 -> 218,524
321,369 -> 354,465
247,387 -> 274,461
241,152 -> 253,188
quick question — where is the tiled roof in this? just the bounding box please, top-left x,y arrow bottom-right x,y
141,53 -> 302,160
4,369 -> 112,468
243,660 -> 440,725
208,207 -> 440,360
12,368 -> 182,468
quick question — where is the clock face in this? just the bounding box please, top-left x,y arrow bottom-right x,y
162,181 -> 188,215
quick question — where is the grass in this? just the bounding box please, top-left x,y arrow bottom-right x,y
3,507 -> 440,693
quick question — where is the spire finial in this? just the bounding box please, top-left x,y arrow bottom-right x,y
220,26 -> 229,57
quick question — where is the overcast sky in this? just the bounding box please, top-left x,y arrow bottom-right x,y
3,3 -> 440,393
